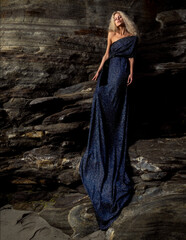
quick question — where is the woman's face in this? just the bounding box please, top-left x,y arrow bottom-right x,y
114,13 -> 124,27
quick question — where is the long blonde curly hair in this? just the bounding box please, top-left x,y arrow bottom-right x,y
108,11 -> 139,36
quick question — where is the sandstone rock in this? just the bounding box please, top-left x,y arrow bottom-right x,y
54,81 -> 96,96
34,122 -> 84,134
0,1 -> 186,239
155,9 -> 186,28
40,207 -> 74,236
0,205 -> 71,240
140,172 -> 168,181
39,192 -> 87,236
57,169 -> 80,186
60,154 -> 82,170
42,104 -> 91,125
3,98 -> 29,122
81,230 -> 106,240
68,203 -> 99,239
22,145 -> 61,169
129,137 -> 186,175
29,96 -> 64,110
107,184 -> 186,240
103,136 -> 186,239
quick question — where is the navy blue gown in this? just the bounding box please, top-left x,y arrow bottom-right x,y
79,36 -> 138,230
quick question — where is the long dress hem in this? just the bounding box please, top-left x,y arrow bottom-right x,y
79,35 -> 138,230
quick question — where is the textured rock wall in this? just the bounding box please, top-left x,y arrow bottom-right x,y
0,1 -> 186,239
0,0 -> 185,137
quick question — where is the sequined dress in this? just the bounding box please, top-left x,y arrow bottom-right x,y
79,36 -> 138,230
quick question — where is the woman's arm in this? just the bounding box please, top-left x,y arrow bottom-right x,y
127,57 -> 134,86
92,31 -> 114,81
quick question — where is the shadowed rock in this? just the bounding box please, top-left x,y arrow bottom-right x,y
0,1 -> 185,240
68,203 -> 99,238
0,205 -> 71,240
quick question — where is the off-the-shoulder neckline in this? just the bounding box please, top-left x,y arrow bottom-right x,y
111,35 -> 136,46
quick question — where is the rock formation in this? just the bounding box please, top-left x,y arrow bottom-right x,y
0,0 -> 186,239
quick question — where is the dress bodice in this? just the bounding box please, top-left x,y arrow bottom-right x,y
109,35 -> 138,59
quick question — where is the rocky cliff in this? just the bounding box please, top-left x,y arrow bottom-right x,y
0,0 -> 186,239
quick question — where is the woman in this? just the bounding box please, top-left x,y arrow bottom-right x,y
79,11 -> 139,230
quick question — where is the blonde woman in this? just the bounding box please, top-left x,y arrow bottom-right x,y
79,11 -> 139,230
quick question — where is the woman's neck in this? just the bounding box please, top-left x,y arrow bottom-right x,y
117,26 -> 127,36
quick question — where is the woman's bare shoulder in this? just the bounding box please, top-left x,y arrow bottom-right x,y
108,31 -> 116,38
107,31 -> 116,43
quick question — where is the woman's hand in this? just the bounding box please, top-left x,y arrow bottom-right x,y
127,73 -> 133,86
92,71 -> 100,81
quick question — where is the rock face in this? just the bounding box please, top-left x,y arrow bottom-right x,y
0,205 -> 71,240
0,0 -> 186,240
1,0 -> 186,137
1,136 -> 185,240
109,136 -> 186,240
